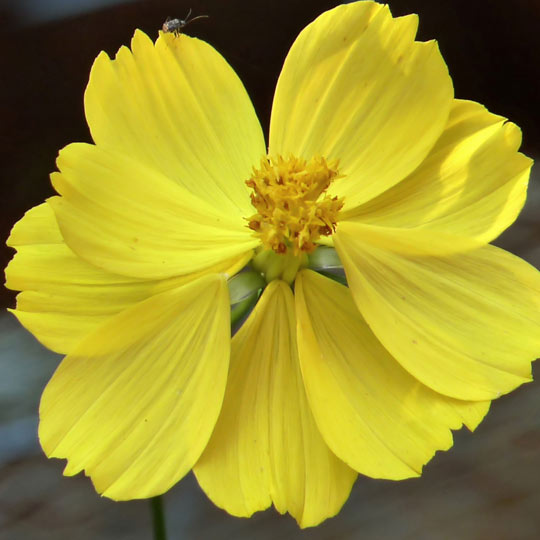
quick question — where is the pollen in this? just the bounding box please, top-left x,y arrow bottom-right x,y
245,155 -> 344,255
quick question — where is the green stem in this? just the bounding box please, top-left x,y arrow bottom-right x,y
150,496 -> 167,540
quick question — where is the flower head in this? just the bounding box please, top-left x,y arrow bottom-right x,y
246,155 -> 343,254
5,0 -> 539,528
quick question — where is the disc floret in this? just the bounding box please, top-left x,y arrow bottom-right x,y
246,155 -> 344,255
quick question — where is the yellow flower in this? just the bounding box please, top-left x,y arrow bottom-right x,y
5,0 -> 539,528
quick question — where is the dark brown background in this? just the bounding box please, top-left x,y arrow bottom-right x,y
1,1 -> 539,538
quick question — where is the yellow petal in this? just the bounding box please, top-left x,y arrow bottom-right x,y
7,308 -> 108,355
6,203 -> 146,353
7,202 -> 63,245
39,274 -> 230,500
336,220 -> 481,257
346,99 -> 532,243
295,270 -> 490,479
194,280 -> 356,528
269,1 -> 453,209
6,202 -> 250,354
335,230 -> 540,401
85,30 -> 265,216
50,143 -> 258,279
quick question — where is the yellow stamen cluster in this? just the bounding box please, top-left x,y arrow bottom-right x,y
245,155 -> 344,255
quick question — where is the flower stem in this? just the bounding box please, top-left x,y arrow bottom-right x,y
150,496 -> 167,540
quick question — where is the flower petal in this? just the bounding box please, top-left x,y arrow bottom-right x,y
6,203 -> 249,354
50,143 -> 258,279
295,270 -> 490,479
85,30 -> 265,216
345,99 -> 532,243
194,280 -> 356,528
6,203 -> 146,353
269,1 -> 453,209
39,274 -> 230,500
7,201 -> 63,245
335,227 -> 540,400
336,221 -> 481,257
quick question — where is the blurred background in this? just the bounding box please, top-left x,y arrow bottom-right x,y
1,0 -> 539,538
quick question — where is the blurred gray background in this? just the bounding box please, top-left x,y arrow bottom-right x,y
1,0 -> 539,538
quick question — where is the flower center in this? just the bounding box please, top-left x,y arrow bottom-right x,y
245,155 -> 344,255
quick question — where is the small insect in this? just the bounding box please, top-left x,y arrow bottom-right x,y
162,8 -> 209,36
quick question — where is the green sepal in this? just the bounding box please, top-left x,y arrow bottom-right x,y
228,271 -> 266,304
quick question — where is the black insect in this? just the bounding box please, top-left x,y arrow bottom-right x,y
162,9 -> 209,36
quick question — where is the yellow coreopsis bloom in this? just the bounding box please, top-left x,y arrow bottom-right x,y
5,1 -> 540,528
